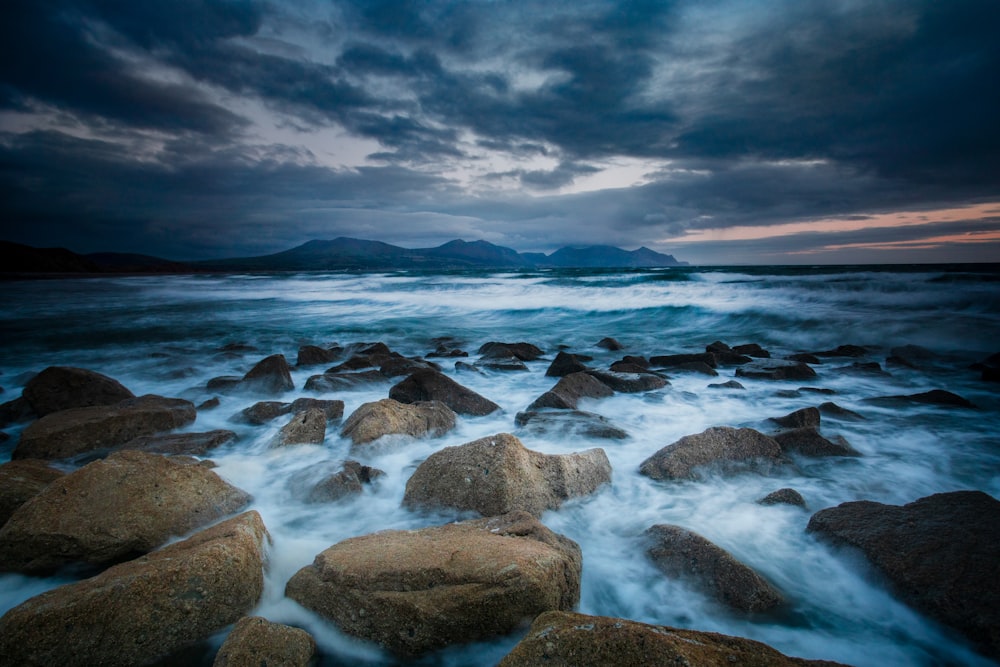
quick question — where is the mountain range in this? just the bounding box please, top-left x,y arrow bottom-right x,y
1,238 -> 687,274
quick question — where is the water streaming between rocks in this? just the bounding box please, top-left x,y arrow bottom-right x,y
1,265 -> 998,666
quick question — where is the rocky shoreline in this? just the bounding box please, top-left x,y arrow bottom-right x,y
1,337 -> 998,665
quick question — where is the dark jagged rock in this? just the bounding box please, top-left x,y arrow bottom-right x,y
814,344 -> 869,357
706,340 -> 731,352
758,488 -> 807,508
479,357 -> 530,372
13,395 -> 196,461
0,511 -> 267,667
341,398 -> 456,447
117,429 -> 236,456
238,400 -> 290,425
608,362 -> 654,374
0,450 -> 251,574
774,428 -> 860,457
306,461 -> 385,503
886,344 -> 937,369
274,409 -> 327,446
733,343 -> 770,358
22,366 -> 135,417
403,432 -> 611,517
546,351 -> 591,377
389,369 -> 500,416
527,371 -> 614,411
0,460 -> 65,527
515,409 -> 629,440
808,491 -> 1000,659
497,611 -> 847,667
295,344 -> 341,367
284,511 -> 581,658
213,616 -> 317,667
241,354 -> 294,394
714,350 -> 754,365
597,337 -> 624,350
865,389 -> 976,409
818,402 -> 865,421
586,369 -> 668,392
650,352 -> 718,369
639,427 -> 784,481
736,360 -> 817,381
478,341 -> 545,361
771,407 -> 821,429
645,524 -> 784,613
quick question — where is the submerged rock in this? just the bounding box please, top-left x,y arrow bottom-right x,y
213,616 -> 317,667
650,352 -> 718,369
304,370 -> 387,392
13,394 -> 197,461
770,407 -> 821,429
814,344 -> 869,357
0,396 -> 36,428
403,432 -> 611,517
238,400 -> 290,424
305,460 -> 384,503
341,398 -> 456,447
0,450 -> 251,574
708,380 -> 746,390
117,429 -> 237,456
818,402 -> 865,421
866,389 -> 976,409
21,366 -> 135,417
586,369 -> 668,392
527,371 -> 614,410
639,426 -> 784,481
0,459 -> 65,527
497,611 -> 846,667
596,336 -> 624,350
645,524 -> 784,613
389,369 -> 500,416
736,360 -> 817,381
515,409 -> 629,440
758,488 -> 807,508
284,511 -> 581,657
807,491 -> 1000,660
774,428 -> 860,457
0,511 -> 268,667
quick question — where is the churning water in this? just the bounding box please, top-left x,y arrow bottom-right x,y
1,265 -> 999,666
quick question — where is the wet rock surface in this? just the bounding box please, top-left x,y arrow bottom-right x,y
341,398 -> 456,447
285,511 -> 581,658
21,366 -> 135,417
639,426 -> 785,481
389,369 -> 500,415
0,459 -> 65,527
213,616 -> 317,667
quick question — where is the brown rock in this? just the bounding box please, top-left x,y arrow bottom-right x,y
0,459 -> 65,527
21,366 -> 135,417
197,397 -> 221,411
402,432 -> 611,517
239,400 -> 290,424
117,429 -> 237,456
586,369 -> 668,392
0,450 -> 251,574
866,389 -> 976,409
497,611 -> 848,667
733,343 -> 771,358
527,372 -> 614,411
645,524 -> 783,613
213,616 -> 317,667
758,488 -> 807,508
379,356 -> 439,377
0,511 -> 267,667
274,409 -> 326,446
818,402 -> 865,421
241,354 -> 294,394
284,511 -> 581,657
304,370 -> 388,392
296,344 -> 340,367
546,351 -> 590,377
814,344 -> 869,357
306,460 -> 385,503
708,380 -> 746,390
389,369 -> 500,416
289,397 -> 344,422
515,409 -> 629,440
478,341 -> 545,361
597,337 -> 624,350
771,407 -> 821,429
341,398 -> 456,447
639,426 -> 784,481
808,491 -> 1000,659
650,352 -> 718,369
13,394 -> 197,461
774,428 -> 860,457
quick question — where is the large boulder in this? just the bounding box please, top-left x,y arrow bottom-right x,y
341,398 -> 456,447
497,611 -> 847,667
527,372 -> 614,411
241,354 -> 294,394
389,369 -> 500,416
650,352 -> 718,369
21,366 -> 135,417
645,524 -> 783,613
296,344 -> 341,367
274,409 -> 327,446
213,616 -> 317,667
0,511 -> 267,667
285,511 -> 581,658
13,395 -> 197,461
639,426 -> 784,481
0,459 -> 65,527
0,450 -> 251,574
403,432 -> 611,517
737,360 -> 817,381
807,491 -> 1000,659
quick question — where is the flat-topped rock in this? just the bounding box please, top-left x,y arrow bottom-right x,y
808,491 -> 1000,660
736,359 -> 818,381
117,429 -> 237,456
403,432 -> 611,517
285,511 -> 581,657
13,394 -> 196,461
0,450 -> 251,574
586,369 -> 668,392
22,366 -> 135,417
774,427 -> 860,457
0,511 -> 268,667
497,611 -> 848,667
341,398 -> 456,447
389,369 -> 500,415
478,341 -> 545,361
639,426 -> 784,481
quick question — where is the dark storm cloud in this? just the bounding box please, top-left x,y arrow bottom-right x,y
0,0 -> 998,261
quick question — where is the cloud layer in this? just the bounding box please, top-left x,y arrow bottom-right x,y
1,0 -> 998,262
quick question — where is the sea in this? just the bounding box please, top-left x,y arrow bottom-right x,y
1,264 -> 999,666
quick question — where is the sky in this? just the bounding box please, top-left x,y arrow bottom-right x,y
1,0 -> 998,265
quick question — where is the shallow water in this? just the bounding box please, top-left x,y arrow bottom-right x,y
1,265 -> 999,666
